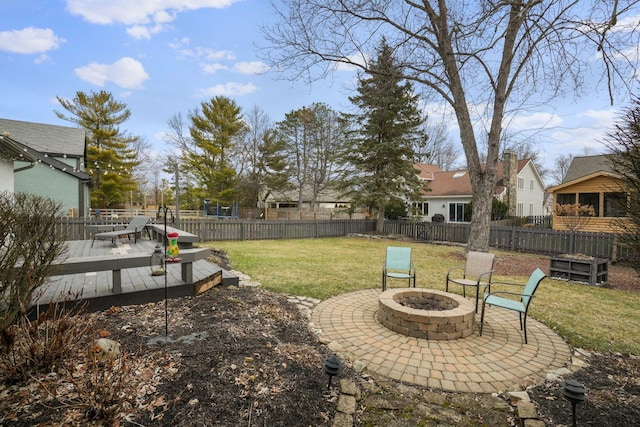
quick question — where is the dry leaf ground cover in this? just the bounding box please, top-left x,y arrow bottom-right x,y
1,236 -> 639,426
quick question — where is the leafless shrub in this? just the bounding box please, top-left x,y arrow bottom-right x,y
0,191 -> 67,331
72,352 -> 135,426
0,298 -> 89,384
554,203 -> 595,232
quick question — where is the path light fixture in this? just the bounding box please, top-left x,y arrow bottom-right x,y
323,354 -> 341,390
562,379 -> 587,427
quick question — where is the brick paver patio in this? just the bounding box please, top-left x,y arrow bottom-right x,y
312,289 -> 571,393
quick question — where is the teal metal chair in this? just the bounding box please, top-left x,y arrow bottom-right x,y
479,268 -> 546,344
382,246 -> 416,291
446,251 -> 495,313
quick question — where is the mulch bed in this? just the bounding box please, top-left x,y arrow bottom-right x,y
1,251 -> 638,426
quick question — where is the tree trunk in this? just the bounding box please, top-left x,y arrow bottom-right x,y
376,202 -> 385,233
467,169 -> 497,252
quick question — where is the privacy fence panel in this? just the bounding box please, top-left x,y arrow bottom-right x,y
55,217 -> 632,260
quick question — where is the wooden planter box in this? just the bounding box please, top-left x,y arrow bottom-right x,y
549,256 -> 608,285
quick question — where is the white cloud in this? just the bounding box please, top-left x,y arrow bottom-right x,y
577,108 -> 618,129
507,112 -> 563,130
0,27 -> 64,54
66,0 -> 241,38
198,82 -> 257,97
332,53 -> 369,71
75,57 -> 150,89
203,63 -> 228,74
233,61 -> 269,75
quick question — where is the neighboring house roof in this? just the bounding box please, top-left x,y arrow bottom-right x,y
547,170 -> 623,193
0,118 -> 86,158
562,154 -> 614,183
416,159 -> 531,197
0,133 -> 38,162
414,163 -> 442,181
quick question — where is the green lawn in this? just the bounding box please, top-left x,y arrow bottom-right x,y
203,237 -> 640,354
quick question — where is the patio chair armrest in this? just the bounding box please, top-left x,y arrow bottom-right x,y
476,269 -> 495,284
484,290 -> 534,299
482,281 -> 525,294
446,265 -> 464,280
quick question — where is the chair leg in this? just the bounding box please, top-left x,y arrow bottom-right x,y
519,313 -> 523,330
523,315 -> 528,344
382,274 -> 386,292
480,300 -> 487,336
474,286 -> 479,313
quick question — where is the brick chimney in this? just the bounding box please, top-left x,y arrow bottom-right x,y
503,150 -> 518,217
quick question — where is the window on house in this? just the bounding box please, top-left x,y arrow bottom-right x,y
413,202 -> 429,216
449,203 -> 469,222
578,192 -> 600,216
529,180 -> 534,191
529,203 -> 534,216
556,193 -> 576,205
604,192 -> 627,217
517,202 -> 524,216
518,177 -> 524,190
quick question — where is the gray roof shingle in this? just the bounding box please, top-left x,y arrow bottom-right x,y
0,118 -> 86,157
562,155 -> 614,183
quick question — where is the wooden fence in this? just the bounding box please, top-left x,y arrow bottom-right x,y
385,220 -> 632,261
55,217 -> 633,261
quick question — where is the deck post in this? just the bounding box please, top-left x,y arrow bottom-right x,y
113,269 -> 122,293
181,262 -> 193,284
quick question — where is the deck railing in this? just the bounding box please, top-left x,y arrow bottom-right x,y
55,217 -> 633,261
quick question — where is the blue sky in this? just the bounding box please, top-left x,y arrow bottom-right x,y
0,0 -> 637,179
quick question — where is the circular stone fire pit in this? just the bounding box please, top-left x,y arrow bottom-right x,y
377,289 -> 475,340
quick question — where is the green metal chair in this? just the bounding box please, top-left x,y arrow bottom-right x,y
382,246 -> 416,291
480,268 -> 546,344
446,251 -> 495,313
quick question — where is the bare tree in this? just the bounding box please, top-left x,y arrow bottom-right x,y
549,154 -> 574,185
262,0 -> 639,251
421,121 -> 460,170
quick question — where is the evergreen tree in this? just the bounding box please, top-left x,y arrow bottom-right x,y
341,38 -> 426,231
55,90 -> 141,208
185,96 -> 245,204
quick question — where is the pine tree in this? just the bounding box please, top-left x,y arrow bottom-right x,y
341,38 -> 426,231
185,96 -> 245,204
55,90 -> 141,208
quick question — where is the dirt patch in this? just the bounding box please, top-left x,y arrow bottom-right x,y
1,251 -> 638,426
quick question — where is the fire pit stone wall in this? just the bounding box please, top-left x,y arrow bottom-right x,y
377,289 -> 476,340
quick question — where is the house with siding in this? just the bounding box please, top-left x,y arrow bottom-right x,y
0,133 -> 38,193
546,154 -> 628,232
0,118 -> 91,217
414,151 -> 546,222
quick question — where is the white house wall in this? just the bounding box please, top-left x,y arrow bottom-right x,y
516,163 -> 545,216
418,196 -> 472,223
0,159 -> 14,193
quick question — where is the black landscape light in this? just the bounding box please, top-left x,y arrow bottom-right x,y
323,354 -> 341,390
562,379 -> 587,427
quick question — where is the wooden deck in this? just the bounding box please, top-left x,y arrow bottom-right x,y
30,238 -> 238,313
